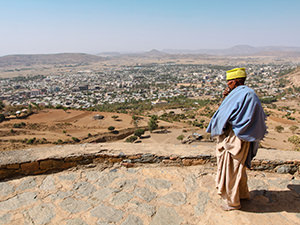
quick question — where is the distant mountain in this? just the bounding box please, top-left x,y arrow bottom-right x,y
97,52 -> 122,57
145,49 -> 169,56
0,53 -> 103,67
3,46 -> 299,68
163,45 -> 300,56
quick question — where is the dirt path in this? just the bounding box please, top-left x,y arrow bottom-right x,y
57,111 -> 91,123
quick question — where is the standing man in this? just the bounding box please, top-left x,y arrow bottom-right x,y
206,68 -> 267,211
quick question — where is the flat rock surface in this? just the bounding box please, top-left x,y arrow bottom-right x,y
1,142 -> 300,166
1,164 -> 300,225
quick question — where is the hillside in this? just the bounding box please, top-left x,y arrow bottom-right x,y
286,67 -> 300,86
0,53 -> 103,67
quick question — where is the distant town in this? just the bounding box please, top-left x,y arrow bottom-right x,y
0,63 -> 297,109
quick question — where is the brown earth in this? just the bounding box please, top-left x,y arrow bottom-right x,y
0,109 -> 181,151
1,102 -> 299,152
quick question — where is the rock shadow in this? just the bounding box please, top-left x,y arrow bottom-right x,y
140,135 -> 151,139
152,129 -> 171,134
240,184 -> 300,213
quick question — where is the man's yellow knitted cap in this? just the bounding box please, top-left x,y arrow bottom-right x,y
226,68 -> 247,81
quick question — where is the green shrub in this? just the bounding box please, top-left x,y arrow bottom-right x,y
134,128 -> 145,137
27,137 -> 36,144
108,126 -> 115,131
125,135 -> 138,143
287,116 -> 295,120
72,137 -> 80,143
177,134 -> 185,141
260,96 -> 277,104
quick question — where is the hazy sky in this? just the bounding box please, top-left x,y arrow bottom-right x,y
1,0 -> 300,55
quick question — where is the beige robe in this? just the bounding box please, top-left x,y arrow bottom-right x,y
216,128 -> 250,207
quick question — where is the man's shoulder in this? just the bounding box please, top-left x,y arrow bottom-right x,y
235,85 -> 256,95
234,86 -> 262,106
228,86 -> 259,102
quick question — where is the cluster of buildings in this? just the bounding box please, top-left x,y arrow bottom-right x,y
0,63 -> 297,109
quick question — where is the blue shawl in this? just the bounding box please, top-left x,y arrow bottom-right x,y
206,85 -> 267,168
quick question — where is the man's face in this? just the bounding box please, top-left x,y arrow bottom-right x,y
227,80 -> 236,90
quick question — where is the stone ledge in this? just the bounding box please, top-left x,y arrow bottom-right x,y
0,143 -> 299,180
0,152 -> 216,180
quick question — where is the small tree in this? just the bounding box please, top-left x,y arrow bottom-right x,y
148,115 -> 158,133
134,128 -> 145,138
108,126 -> 115,131
275,125 -> 284,133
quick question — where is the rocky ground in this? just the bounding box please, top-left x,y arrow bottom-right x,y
0,163 -> 300,225
0,143 -> 300,225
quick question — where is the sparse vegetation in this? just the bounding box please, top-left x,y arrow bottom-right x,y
132,115 -> 142,127
192,119 -> 207,128
200,106 -> 215,118
260,96 -> 277,104
159,112 -> 186,122
289,125 -> 299,134
13,122 -> 26,128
